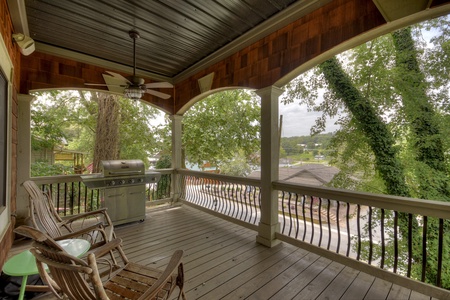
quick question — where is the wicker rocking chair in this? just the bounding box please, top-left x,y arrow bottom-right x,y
14,226 -> 186,300
22,180 -> 128,270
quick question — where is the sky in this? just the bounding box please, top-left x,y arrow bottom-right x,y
278,100 -> 340,137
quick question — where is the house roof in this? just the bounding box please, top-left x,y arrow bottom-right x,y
249,164 -> 340,186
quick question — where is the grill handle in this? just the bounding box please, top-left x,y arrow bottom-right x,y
129,191 -> 145,195
107,170 -> 143,175
107,193 -> 125,197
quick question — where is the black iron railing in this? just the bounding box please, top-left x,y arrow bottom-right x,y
179,170 -> 261,226
274,181 -> 450,290
31,170 -> 173,217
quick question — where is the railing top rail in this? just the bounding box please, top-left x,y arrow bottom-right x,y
28,169 -> 174,186
274,180 -> 450,219
151,168 -> 174,175
30,175 -> 83,185
176,169 -> 261,187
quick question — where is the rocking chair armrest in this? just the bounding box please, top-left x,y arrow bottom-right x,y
140,250 -> 184,299
54,222 -> 105,241
87,238 -> 123,258
63,208 -> 112,226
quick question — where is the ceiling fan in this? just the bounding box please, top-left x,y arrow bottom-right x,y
85,30 -> 173,100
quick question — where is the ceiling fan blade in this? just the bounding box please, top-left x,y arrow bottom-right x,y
84,83 -> 109,86
84,83 -> 127,87
145,82 -> 173,89
104,71 -> 131,84
102,73 -> 129,93
145,89 -> 172,99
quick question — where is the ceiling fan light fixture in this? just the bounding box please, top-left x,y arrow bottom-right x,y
84,30 -> 173,100
125,86 -> 145,100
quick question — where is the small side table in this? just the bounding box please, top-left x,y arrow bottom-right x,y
2,238 -> 90,300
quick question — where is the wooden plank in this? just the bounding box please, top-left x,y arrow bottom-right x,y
246,251 -> 322,299
269,256 -> 333,299
365,277 -> 393,300
409,290 -> 433,300
315,266 -> 360,300
293,261 -> 346,299
187,243 -> 294,299
200,246 -> 309,299
328,263 -> 374,299
386,284 -> 412,300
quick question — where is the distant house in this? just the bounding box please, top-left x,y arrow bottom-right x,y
32,137 -> 86,173
248,164 -> 339,186
186,161 -> 219,173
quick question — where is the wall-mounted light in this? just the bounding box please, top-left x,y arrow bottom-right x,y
12,33 -> 35,56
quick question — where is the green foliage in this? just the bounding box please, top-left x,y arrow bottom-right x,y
280,133 -> 333,156
116,98 -> 164,166
219,150 -> 255,176
31,91 -> 169,176
156,154 -> 171,169
182,90 -> 260,173
31,160 -> 72,177
154,155 -> 172,199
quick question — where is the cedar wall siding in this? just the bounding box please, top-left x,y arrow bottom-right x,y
19,53 -> 174,114
0,0 -> 20,269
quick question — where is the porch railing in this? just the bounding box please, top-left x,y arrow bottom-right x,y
178,169 -> 450,296
28,169 -> 450,296
31,169 -> 173,218
274,181 -> 450,292
178,169 -> 261,229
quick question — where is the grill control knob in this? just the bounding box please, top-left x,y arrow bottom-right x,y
139,178 -> 144,183
129,179 -> 135,184
110,180 -> 116,186
119,180 -> 126,185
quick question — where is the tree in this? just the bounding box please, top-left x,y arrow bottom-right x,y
392,27 -> 450,200
219,150 -> 254,176
282,15 -> 450,287
31,90 -> 168,175
182,90 -> 260,174
91,93 -> 120,173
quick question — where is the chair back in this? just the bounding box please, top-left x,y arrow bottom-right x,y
14,226 -> 98,300
15,225 -> 185,300
23,180 -> 63,238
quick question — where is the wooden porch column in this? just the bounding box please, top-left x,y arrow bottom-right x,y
171,115 -> 183,203
256,86 -> 283,247
16,94 -> 34,223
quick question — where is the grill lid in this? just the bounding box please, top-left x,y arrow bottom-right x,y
81,159 -> 161,189
100,159 -> 145,177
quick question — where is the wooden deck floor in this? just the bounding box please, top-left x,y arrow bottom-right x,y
113,205 -> 433,300
7,205 -> 436,299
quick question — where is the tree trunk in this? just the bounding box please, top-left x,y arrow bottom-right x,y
92,93 -> 120,173
392,27 -> 450,199
319,57 -> 410,198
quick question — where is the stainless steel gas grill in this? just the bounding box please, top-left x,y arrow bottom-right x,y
81,159 -> 161,225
